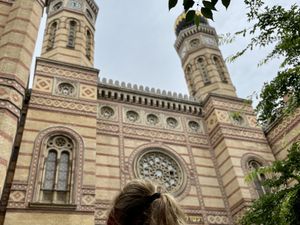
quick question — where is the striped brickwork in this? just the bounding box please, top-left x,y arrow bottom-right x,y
41,2 -> 97,67
0,0 -> 44,198
3,58 -> 99,225
203,95 -> 276,223
266,108 -> 300,160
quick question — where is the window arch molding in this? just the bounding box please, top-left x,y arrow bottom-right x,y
65,17 -> 81,48
241,153 -> 270,199
47,19 -> 60,50
85,27 -> 93,59
27,126 -> 84,206
195,56 -> 210,85
127,142 -> 191,201
211,55 -> 227,83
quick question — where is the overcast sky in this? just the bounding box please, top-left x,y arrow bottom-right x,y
31,0 -> 292,106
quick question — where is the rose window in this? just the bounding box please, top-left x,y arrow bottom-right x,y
147,114 -> 158,125
47,136 -> 73,149
188,121 -> 200,131
127,110 -> 139,122
58,83 -> 75,96
167,117 -> 178,128
136,151 -> 184,193
101,106 -> 114,119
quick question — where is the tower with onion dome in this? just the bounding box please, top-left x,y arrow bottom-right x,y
174,12 -> 237,101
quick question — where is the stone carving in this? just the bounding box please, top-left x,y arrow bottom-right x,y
123,126 -> 186,142
126,110 -> 139,122
186,214 -> 204,224
188,121 -> 200,132
136,150 -> 183,194
166,117 -> 178,128
58,82 -> 75,96
190,38 -> 200,48
100,106 -> 114,119
80,84 -> 96,99
34,77 -> 53,93
37,64 -> 97,83
229,112 -> 247,126
207,215 -> 229,224
30,96 -> 97,114
54,78 -> 78,98
147,114 -> 159,125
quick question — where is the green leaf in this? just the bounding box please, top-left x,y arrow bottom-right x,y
221,0 -> 230,9
186,10 -> 195,22
194,14 -> 200,27
211,0 -> 218,5
168,0 -> 178,11
201,7 -> 213,20
183,0 -> 194,12
203,1 -> 217,11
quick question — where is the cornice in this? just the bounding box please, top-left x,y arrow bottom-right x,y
174,25 -> 217,51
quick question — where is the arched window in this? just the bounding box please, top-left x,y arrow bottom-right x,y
47,22 -> 58,50
213,56 -> 227,83
197,57 -> 210,85
86,30 -> 92,59
247,160 -> 269,197
67,20 -> 77,48
40,135 -> 73,203
185,64 -> 192,76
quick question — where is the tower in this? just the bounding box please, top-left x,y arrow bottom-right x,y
41,0 -> 98,67
2,0 -> 99,224
174,13 -> 237,101
0,0 -> 45,198
174,12 -> 276,223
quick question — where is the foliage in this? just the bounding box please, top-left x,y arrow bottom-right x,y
243,3 -> 300,126
256,68 -> 300,126
170,1 -> 300,126
168,0 -> 231,23
240,142 -> 300,225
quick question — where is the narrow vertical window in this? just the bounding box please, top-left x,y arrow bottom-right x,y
213,56 -> 227,83
86,30 -> 92,59
197,57 -> 210,84
40,135 -> 73,204
248,160 -> 269,197
67,21 -> 77,48
48,22 -> 57,50
57,152 -> 70,191
44,150 -> 57,190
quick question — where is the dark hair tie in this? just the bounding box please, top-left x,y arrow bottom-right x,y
148,192 -> 161,203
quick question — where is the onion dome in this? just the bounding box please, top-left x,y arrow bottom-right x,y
175,11 -> 208,36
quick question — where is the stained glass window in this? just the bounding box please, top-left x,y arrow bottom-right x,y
248,160 -> 269,197
57,152 -> 70,191
44,150 -> 57,190
137,150 -> 184,194
41,135 -> 73,203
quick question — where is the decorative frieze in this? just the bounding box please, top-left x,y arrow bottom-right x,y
123,126 -> 186,142
30,95 -> 97,114
35,60 -> 98,84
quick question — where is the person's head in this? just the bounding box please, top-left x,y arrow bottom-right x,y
107,179 -> 186,225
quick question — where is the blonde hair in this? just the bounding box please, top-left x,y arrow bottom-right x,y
107,179 -> 186,225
